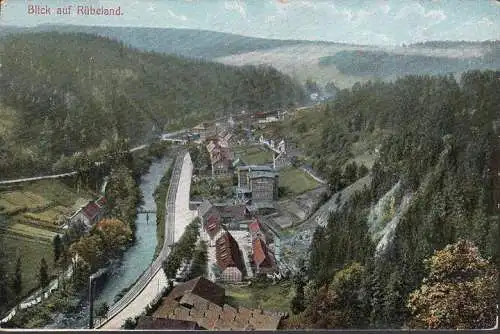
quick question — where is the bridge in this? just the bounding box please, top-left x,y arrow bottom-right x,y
137,209 -> 157,214
259,135 -> 290,170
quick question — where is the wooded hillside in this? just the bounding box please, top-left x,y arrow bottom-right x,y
0,32 -> 305,178
285,70 -> 500,329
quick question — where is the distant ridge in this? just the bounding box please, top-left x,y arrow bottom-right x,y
0,24 -> 367,58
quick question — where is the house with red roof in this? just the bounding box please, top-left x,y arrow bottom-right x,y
248,218 -> 276,275
215,231 -> 245,282
68,198 -> 107,230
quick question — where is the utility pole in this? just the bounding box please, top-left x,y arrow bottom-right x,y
88,268 -> 106,329
88,275 -> 94,329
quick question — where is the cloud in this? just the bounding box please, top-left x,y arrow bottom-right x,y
224,0 -> 247,18
424,9 -> 447,22
395,3 -> 446,22
167,9 -> 188,21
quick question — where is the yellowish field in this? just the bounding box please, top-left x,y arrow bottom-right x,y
23,206 -> 69,225
0,191 -> 50,210
7,223 -> 58,242
0,179 -> 93,226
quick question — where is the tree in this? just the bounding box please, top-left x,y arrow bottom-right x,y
39,258 -> 50,288
95,218 -> 133,257
53,235 -> 62,263
69,235 -> 105,272
72,259 -> 91,290
187,241 -> 208,280
12,257 -> 22,296
0,248 -> 9,311
96,302 -> 109,318
291,261 -> 308,314
407,239 -> 498,329
39,116 -> 54,161
302,262 -> 367,329
122,317 -> 136,329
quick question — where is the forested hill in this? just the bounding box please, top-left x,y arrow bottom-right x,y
0,25 -> 314,59
0,32 -> 305,178
284,71 -> 500,329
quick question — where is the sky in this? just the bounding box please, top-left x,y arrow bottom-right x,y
0,0 -> 499,45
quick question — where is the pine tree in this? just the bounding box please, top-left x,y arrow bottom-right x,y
12,257 -> 22,297
39,258 -> 49,288
39,116 -> 54,161
53,235 -> 62,263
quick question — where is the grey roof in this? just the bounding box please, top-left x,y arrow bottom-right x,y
237,165 -> 274,172
198,199 -> 214,218
249,171 -> 278,179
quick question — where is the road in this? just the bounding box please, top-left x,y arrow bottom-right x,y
97,151 -> 196,329
0,130 -> 188,186
0,144 -> 148,186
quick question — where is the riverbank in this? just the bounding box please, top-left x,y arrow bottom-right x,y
2,151 -> 172,329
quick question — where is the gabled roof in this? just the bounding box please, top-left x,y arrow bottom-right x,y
219,204 -> 248,221
248,220 -> 261,234
168,276 -> 225,306
95,196 -> 107,208
136,316 -> 202,330
198,200 -> 216,219
253,238 -> 272,267
82,202 -> 100,220
216,232 -> 245,272
249,171 -> 277,179
206,141 -> 217,153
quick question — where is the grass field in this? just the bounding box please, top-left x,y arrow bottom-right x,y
2,233 -> 55,297
279,167 -> 320,196
0,179 -> 93,305
224,281 -> 294,312
0,180 -> 93,227
6,223 -> 58,242
234,145 -> 273,165
23,206 -> 68,226
19,180 -> 93,208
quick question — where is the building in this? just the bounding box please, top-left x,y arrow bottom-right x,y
217,130 -> 234,148
199,200 -> 254,232
249,219 -> 277,275
136,317 -> 203,330
215,231 -> 245,282
236,165 -> 279,202
153,276 -> 284,330
192,122 -> 216,142
198,200 -> 222,241
206,140 -> 232,177
68,200 -> 105,229
168,276 -> 225,306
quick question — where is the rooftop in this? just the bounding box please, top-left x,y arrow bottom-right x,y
249,171 -> 278,179
136,316 -> 202,330
82,201 -> 101,220
168,276 -> 225,306
237,165 -> 275,172
215,231 -> 245,272
153,278 -> 283,331
198,199 -> 215,219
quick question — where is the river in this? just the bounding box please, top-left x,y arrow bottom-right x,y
45,156 -> 171,329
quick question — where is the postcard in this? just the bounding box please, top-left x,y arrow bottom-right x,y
0,0 -> 498,331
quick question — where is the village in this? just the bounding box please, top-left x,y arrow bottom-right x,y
127,110 -> 325,330
182,109 -> 321,284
